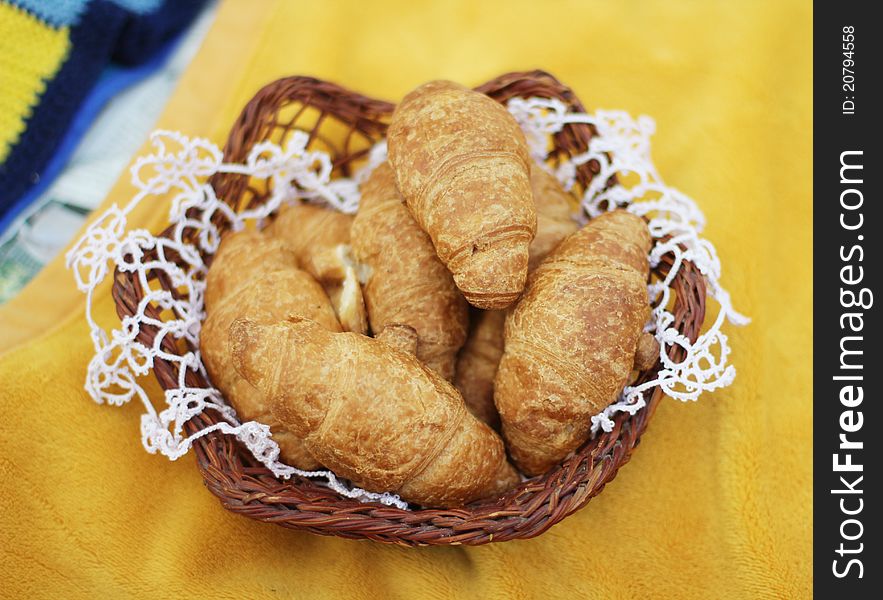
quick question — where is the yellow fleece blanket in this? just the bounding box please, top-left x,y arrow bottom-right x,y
0,0 -> 811,597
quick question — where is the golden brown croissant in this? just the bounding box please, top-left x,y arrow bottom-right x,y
453,310 -> 506,429
351,162 -> 469,380
454,167 -> 579,427
375,323 -> 420,355
203,230 -> 296,313
387,80 -> 536,310
230,317 -> 519,507
494,210 -> 653,476
201,230 -> 342,470
527,165 -> 579,272
267,203 -> 368,334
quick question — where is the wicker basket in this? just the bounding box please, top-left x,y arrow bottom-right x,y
112,70 -> 705,546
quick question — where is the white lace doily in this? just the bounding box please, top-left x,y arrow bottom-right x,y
66,97 -> 747,509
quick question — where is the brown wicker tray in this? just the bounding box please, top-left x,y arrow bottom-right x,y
111,70 -> 705,546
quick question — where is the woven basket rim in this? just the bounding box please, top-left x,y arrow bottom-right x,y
111,70 -> 706,546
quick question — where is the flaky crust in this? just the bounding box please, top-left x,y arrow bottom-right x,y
204,231 -> 297,313
633,332 -> 661,372
387,80 -> 536,310
267,203 -> 368,334
351,163 -> 469,380
230,317 -> 519,508
454,310 -> 505,429
453,169 -> 578,428
201,230 -> 342,470
375,323 -> 419,355
267,204 -> 353,275
528,166 -> 579,272
495,210 -> 652,476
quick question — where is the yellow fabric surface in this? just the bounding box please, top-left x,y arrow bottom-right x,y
0,0 -> 812,597
0,3 -> 70,161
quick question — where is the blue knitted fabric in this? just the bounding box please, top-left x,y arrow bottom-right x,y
0,0 -> 207,217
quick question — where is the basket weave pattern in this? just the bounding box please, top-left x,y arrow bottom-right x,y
111,71 -> 705,546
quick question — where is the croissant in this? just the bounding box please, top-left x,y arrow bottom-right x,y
201,230 -> 342,470
454,166 -> 578,427
494,210 -> 653,475
453,310 -> 506,429
267,203 -> 368,334
526,165 -> 579,271
230,317 -> 519,507
203,230 -> 296,313
387,80 -> 536,310
351,162 -> 469,380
